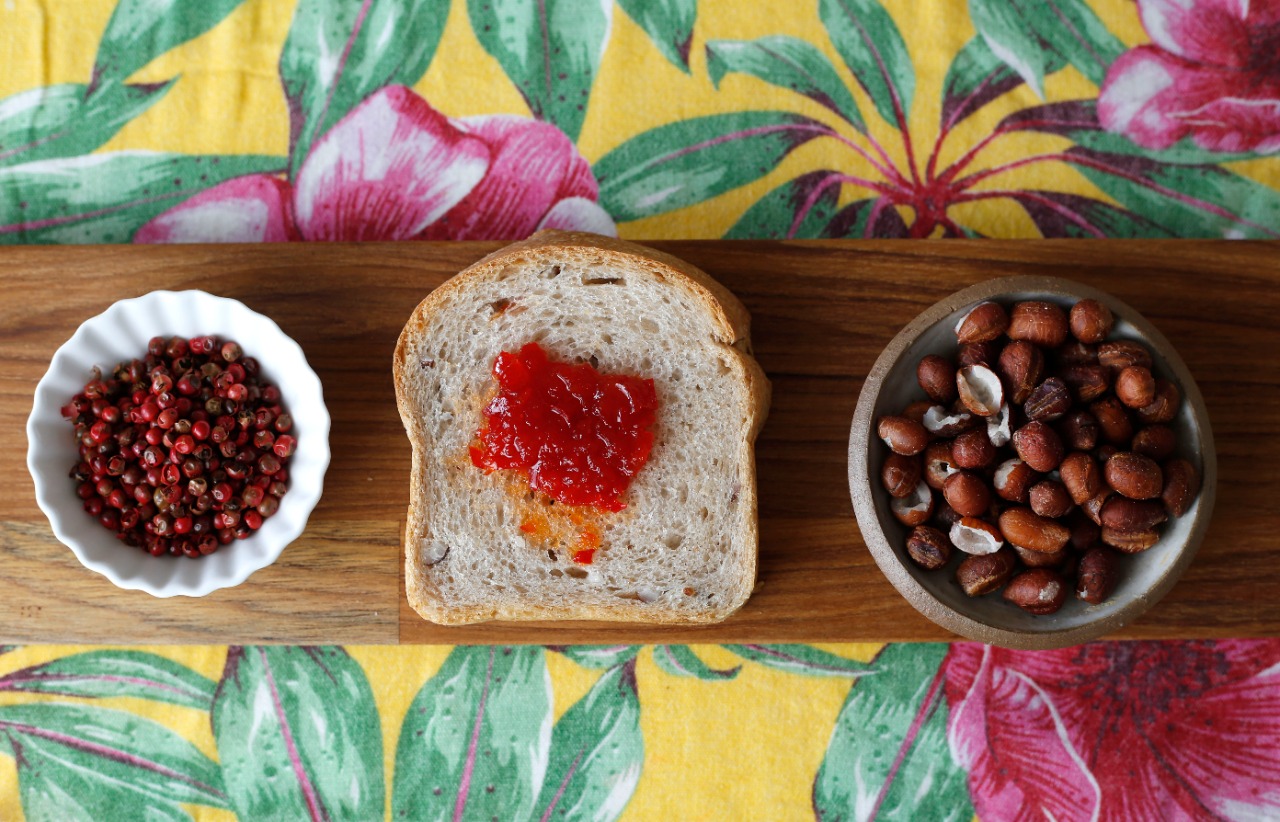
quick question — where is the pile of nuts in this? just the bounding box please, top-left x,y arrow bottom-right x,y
877,297 -> 1200,614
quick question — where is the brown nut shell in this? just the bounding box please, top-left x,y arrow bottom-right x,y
878,416 -> 930,456
1059,409 -> 1100,452
1069,299 -> 1113,344
943,471 -> 992,518
1115,366 -> 1156,408
1012,420 -> 1065,472
1101,527 -> 1161,554
1029,480 -> 1074,519
956,548 -> 1016,597
1136,379 -> 1181,424
1099,340 -> 1153,375
993,458 -> 1037,503
1091,397 -> 1135,446
1056,340 -> 1098,367
917,355 -> 958,404
882,453 -> 923,498
998,507 -> 1071,553
1003,568 -> 1068,614
891,481 -> 935,526
1014,544 -> 1068,568
923,441 -> 956,491
1105,452 -> 1163,500
997,340 -> 1044,405
1060,364 -> 1110,403
1131,425 -> 1176,461
1024,377 -> 1072,421
1081,489 -> 1115,526
951,429 -> 996,470
956,301 -> 1010,344
1067,512 -> 1101,552
958,341 -> 1001,369
1060,452 -> 1103,505
902,400 -> 934,424
1161,458 -> 1200,517
906,525 -> 953,571
1076,547 -> 1119,604
1008,301 -> 1069,348
1100,497 -> 1168,532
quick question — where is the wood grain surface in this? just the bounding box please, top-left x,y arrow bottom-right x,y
0,241 -> 1276,645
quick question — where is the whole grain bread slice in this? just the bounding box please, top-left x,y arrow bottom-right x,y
393,231 -> 769,624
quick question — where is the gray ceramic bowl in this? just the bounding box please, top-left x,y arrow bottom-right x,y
849,276 -> 1215,648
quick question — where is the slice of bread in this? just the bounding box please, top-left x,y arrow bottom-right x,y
393,231 -> 769,624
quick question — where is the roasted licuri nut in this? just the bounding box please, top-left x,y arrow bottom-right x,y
956,548 -> 1017,596
924,441 -> 957,490
891,480 -> 935,526
1060,451 -> 1103,505
1102,527 -> 1161,554
1100,497 -> 1167,532
1098,340 -> 1153,375
1161,458 -> 1200,517
1136,379 -> 1180,424
1059,409 -> 1100,452
999,507 -> 1071,553
1060,364 -> 1110,403
1115,366 -> 1156,409
1090,396 -> 1135,446
878,415 -> 930,456
1105,452 -> 1163,500
997,340 -> 1044,405
955,301 -> 1010,344
1024,377 -> 1072,421
1003,568 -> 1068,614
906,525 -> 953,570
1076,547 -> 1119,604
932,500 -> 963,530
882,453 -> 923,498
1012,420 -> 1065,472
1030,480 -> 1074,518
922,405 -> 977,437
1067,512 -> 1101,551
951,428 -> 996,470
1131,425 -> 1176,461
917,355 -> 958,404
1081,489 -> 1114,526
950,517 -> 1004,555
993,458 -> 1037,503
1008,301 -> 1069,348
1056,340 -> 1099,367
943,471 -> 992,518
956,364 -> 1004,417
1069,299 -> 1114,344
1014,544 -> 1067,568
958,341 -> 1001,368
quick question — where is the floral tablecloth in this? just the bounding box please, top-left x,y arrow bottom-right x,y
3,1 -> 1279,819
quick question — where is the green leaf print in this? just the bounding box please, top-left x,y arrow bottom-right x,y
823,196 -> 908,238
617,0 -> 697,73
0,151 -> 284,244
594,112 -> 835,221
0,650 -> 215,710
706,36 -> 865,132
0,703 -> 227,814
0,81 -> 175,169
722,645 -> 871,678
280,0 -> 452,177
1010,190 -> 1175,238
1008,0 -> 1123,87
548,645 -> 641,670
652,645 -> 741,680
724,171 -> 844,239
212,647 -> 384,821
967,0 -> 1052,98
535,660 -> 643,821
90,0 -> 249,92
392,646 -> 551,821
813,644 -> 972,822
939,36 -> 1063,132
818,0 -> 915,127
467,0 -> 612,141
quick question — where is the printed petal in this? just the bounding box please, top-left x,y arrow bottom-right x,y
536,197 -> 617,235
294,86 -> 489,241
1100,46 -> 1280,153
133,175 -> 296,243
421,114 -> 599,240
945,645 -> 1102,822
1137,0 -> 1280,68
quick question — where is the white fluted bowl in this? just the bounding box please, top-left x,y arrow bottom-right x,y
27,290 -> 330,597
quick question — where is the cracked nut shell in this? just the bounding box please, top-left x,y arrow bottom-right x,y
956,548 -> 1017,597
906,525 -> 953,570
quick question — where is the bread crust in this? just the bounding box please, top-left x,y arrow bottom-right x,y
394,231 -> 770,624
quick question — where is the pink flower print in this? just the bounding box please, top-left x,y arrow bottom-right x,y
1098,0 -> 1280,154
136,86 -> 615,243
943,640 -> 1280,821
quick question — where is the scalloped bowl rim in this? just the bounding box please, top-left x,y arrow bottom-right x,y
849,275 -> 1216,649
26,290 -> 330,598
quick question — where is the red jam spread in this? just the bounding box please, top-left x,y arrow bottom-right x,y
470,342 -> 658,512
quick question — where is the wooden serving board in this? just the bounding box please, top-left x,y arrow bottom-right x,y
0,241 -> 1276,645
